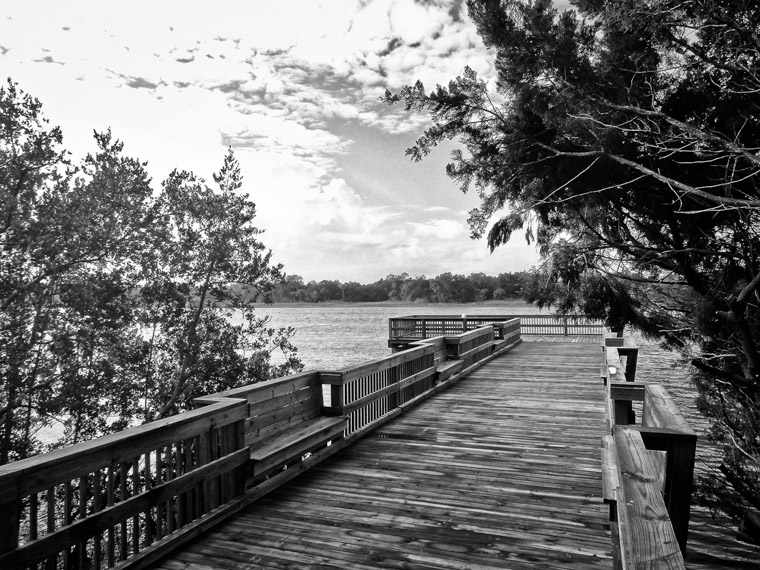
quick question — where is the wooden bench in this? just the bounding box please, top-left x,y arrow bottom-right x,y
203,372 -> 347,483
248,373 -> 345,481
436,359 -> 463,382
408,336 -> 462,383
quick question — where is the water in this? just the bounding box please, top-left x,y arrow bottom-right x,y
257,302 -> 547,370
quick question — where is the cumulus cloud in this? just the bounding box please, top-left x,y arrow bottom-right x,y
0,0 -> 539,282
408,219 -> 466,240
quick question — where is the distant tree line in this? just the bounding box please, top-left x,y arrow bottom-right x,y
258,271 -> 532,304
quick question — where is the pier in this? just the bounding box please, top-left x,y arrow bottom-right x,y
0,315 -> 756,569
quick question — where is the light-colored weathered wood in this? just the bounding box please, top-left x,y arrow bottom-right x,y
614,427 -> 685,569
601,434 -> 620,521
643,384 -> 695,435
340,367 -> 435,414
435,359 -> 463,381
648,450 -> 668,493
250,417 -> 346,468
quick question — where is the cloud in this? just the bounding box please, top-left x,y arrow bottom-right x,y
0,1 -> 541,282
408,219 -> 465,240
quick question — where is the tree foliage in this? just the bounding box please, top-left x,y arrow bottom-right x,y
266,271 -> 531,303
0,80 -> 301,463
385,0 -> 760,523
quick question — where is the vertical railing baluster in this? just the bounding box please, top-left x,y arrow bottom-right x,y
107,465 -> 115,568
144,450 -> 153,546
93,470 -> 102,569
45,486 -> 55,570
132,457 -> 140,556
29,492 -> 38,542
120,462 -> 128,560
163,445 -> 172,534
78,476 -> 87,568
177,440 -> 187,527
185,437 -> 194,522
197,431 -> 210,516
209,428 -> 220,510
63,480 -> 72,567
155,449 -> 164,541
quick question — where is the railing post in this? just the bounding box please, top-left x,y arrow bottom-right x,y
0,483 -> 19,559
388,364 -> 400,409
607,344 -> 635,425
563,317 -> 568,336
618,346 -> 638,383
233,418 -> 247,497
320,372 -> 345,416
667,437 -> 697,552
637,430 -> 697,554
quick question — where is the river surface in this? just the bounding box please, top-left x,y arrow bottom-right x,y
258,302 -> 548,370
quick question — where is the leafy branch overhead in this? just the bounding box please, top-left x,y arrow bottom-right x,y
386,0 -> 760,529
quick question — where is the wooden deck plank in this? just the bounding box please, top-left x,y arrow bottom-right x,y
151,341 -> 612,569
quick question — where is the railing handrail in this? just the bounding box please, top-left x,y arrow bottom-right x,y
194,370 -> 320,404
322,344 -> 436,383
445,325 -> 493,344
0,393 -> 250,570
0,397 -> 247,492
389,313 -> 602,320
389,314 -> 604,341
603,334 -> 697,566
615,427 -> 686,569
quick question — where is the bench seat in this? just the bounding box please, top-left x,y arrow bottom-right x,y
436,360 -> 463,382
250,415 -> 346,477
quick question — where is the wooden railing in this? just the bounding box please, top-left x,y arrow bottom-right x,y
601,332 -> 697,570
388,314 -> 603,341
321,344 -> 436,436
0,397 -> 249,570
0,319 -> 520,570
446,326 -> 495,369
324,323 -> 519,439
517,314 -> 603,335
495,318 -> 521,346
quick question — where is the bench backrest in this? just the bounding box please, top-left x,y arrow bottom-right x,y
409,336 -> 448,365
196,372 -> 325,447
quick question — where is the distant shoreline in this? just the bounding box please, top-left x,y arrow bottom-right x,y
258,299 -> 535,309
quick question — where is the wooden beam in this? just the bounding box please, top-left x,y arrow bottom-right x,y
610,382 -> 646,402
614,428 -> 685,569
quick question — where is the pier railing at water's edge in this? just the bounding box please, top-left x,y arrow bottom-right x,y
0,319 -> 522,570
388,313 -> 603,341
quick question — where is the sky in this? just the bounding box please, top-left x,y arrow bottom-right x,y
0,0 -> 570,283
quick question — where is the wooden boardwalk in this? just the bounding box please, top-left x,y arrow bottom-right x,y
152,338 -> 611,569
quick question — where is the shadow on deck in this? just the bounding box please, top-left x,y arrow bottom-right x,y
152,339 -> 612,569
